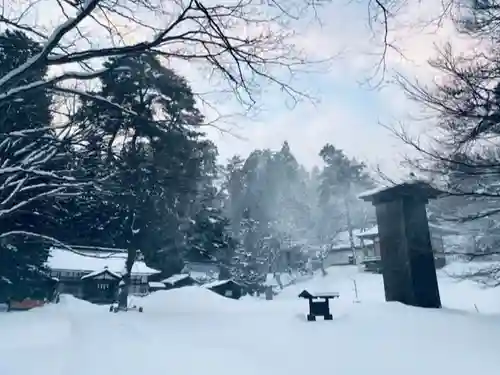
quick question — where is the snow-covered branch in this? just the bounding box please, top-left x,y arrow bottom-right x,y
0,230 -> 118,260
0,0 -> 100,92
0,124 -> 104,227
0,67 -> 114,104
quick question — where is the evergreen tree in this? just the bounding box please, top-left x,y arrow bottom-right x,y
230,208 -> 267,288
67,52 -> 229,306
221,143 -> 314,284
0,30 -> 57,302
317,144 -> 375,264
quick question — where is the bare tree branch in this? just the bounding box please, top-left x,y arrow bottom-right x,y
0,0 -> 341,110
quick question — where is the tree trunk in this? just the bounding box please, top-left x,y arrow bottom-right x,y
118,247 -> 137,310
274,272 -> 283,289
219,264 -> 231,280
344,197 -> 357,264
320,260 -> 327,276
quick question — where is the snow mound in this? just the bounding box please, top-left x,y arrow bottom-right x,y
56,294 -> 104,312
277,264 -> 500,313
441,260 -> 500,277
2,264 -> 500,375
138,286 -> 249,314
277,265 -> 381,301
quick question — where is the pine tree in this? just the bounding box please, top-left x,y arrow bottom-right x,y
0,30 -> 56,302
67,52 -> 225,307
230,208 -> 267,289
317,144 -> 375,264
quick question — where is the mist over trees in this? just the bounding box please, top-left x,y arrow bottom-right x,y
221,142 -> 376,284
0,0 -> 395,307
0,26 -> 378,301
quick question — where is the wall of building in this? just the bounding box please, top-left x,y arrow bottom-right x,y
52,270 -> 150,298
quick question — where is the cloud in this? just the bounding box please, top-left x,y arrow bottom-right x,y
208,84 -> 417,176
206,0 -> 483,178
1,0 -> 478,179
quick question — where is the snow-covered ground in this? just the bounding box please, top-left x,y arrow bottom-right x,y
1,264 -> 500,375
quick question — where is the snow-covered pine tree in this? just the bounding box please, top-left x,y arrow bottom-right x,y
317,144 -> 375,263
65,52 -> 223,308
0,30 -> 63,302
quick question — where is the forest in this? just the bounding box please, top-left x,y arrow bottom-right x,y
0,30 -> 377,300
4,0 -> 500,300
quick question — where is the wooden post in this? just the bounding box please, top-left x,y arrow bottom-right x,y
265,286 -> 273,300
360,181 -> 442,308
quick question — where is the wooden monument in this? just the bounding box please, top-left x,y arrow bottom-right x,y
360,181 -> 442,308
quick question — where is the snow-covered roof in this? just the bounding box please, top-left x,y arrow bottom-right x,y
203,279 -> 242,289
81,268 -> 121,280
190,271 -> 218,282
358,185 -> 390,199
148,281 -> 166,288
181,262 -> 220,282
355,223 -> 461,240
358,180 -> 440,201
47,248 -> 160,275
331,230 -> 373,250
162,274 -> 192,285
356,226 -> 379,239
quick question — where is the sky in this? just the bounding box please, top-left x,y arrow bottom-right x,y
176,0 -> 479,179
9,0 -> 479,180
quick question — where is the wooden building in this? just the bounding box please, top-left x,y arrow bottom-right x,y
356,223 -> 461,271
162,274 -> 198,289
80,268 -> 121,304
148,281 -> 167,292
47,246 -> 160,304
355,226 -> 381,262
4,273 -> 59,311
204,279 -> 243,299
322,230 -> 374,267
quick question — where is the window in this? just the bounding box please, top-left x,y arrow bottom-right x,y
224,290 -> 233,297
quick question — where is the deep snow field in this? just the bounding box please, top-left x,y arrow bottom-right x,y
1,264 -> 500,375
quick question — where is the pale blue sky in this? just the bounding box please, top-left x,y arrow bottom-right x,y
24,0 -> 471,179
197,0 -> 474,179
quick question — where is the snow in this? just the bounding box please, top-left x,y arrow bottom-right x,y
358,184 -> 390,199
148,281 -> 166,288
190,270 -> 217,282
301,291 -> 340,298
203,279 -> 241,289
358,179 -> 433,200
47,248 -> 160,275
356,223 -> 460,240
1,264 -> 500,375
356,225 -> 379,238
181,262 -> 220,282
162,273 -> 191,285
81,268 -> 120,280
331,229 -> 373,249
